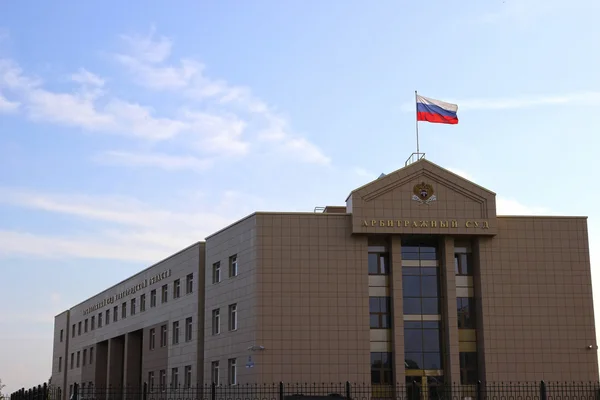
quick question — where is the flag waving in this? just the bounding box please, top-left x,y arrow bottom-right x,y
416,94 -> 459,124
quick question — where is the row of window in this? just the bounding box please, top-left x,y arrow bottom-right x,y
211,304 -> 237,335
212,255 -> 238,284
149,317 -> 194,350
148,365 -> 193,390
60,346 -> 95,372
60,274 -> 194,342
211,359 -> 237,385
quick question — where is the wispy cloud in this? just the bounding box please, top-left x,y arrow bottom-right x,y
71,68 -> 105,87
95,150 -> 214,172
0,91 -> 19,112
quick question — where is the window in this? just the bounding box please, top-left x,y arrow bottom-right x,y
228,304 -> 237,331
369,297 -> 391,328
70,353 -> 74,369
91,316 -> 95,330
228,359 -> 237,385
148,371 -> 155,391
460,352 -> 478,384
131,298 -> 136,316
455,252 -> 473,276
60,329 -> 64,342
186,273 -> 193,294
72,324 -> 75,338
173,321 -> 180,345
368,251 -> 389,275
212,262 -> 221,283
173,279 -> 181,299
404,321 -> 442,370
84,319 -> 88,333
58,356 -> 62,372
98,312 -> 102,328
160,324 -> 167,347
121,302 -> 127,319
457,297 -> 476,329
371,352 -> 393,384
171,367 -> 179,388
89,347 -> 94,364
229,255 -> 238,277
78,321 -> 82,336
76,351 -> 80,368
184,365 -> 192,388
140,294 -> 146,312
161,284 -> 168,303
212,309 -> 220,335
211,361 -> 219,384
106,309 -> 110,326
113,306 -> 118,322
149,328 -> 156,350
150,290 -> 157,307
402,265 -> 440,315
159,369 -> 166,391
186,317 -> 193,341
83,349 -> 87,366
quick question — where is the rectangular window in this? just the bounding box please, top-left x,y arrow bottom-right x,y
370,352 -> 393,384
184,365 -> 192,388
141,294 -> 146,312
457,297 -> 476,329
113,306 -> 118,322
228,359 -> 237,385
455,253 -> 473,276
160,324 -> 167,347
149,328 -> 156,350
368,251 -> 389,275
131,298 -> 136,316
84,319 -> 88,333
402,265 -> 440,315
106,309 -> 110,326
76,351 -> 80,368
186,317 -> 193,341
58,356 -> 62,372
228,304 -> 237,331
89,347 -> 94,364
70,353 -> 74,369
121,302 -> 127,319
78,321 -> 82,336
171,367 -> 178,388
211,361 -> 219,384
72,324 -> 75,337
229,255 -> 238,277
159,369 -> 166,391
83,349 -> 87,366
460,352 -> 478,384
148,371 -> 155,391
91,316 -> 95,330
150,290 -> 157,307
60,329 -> 64,342
212,262 -> 221,284
173,321 -> 180,345
98,312 -> 102,328
404,321 -> 442,370
212,309 -> 220,335
161,284 -> 168,303
186,273 -> 193,294
173,279 -> 181,299
369,297 -> 391,328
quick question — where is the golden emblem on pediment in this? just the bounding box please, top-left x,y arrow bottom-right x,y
412,182 -> 437,205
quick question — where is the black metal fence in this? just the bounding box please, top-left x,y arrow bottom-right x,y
15,382 -> 599,400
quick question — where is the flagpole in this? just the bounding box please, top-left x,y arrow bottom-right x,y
415,90 -> 419,154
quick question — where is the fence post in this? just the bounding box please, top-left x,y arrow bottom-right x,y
411,380 -> 418,400
279,382 -> 284,400
345,382 -> 351,400
73,383 -> 78,400
211,382 -> 216,400
43,384 -> 48,400
476,380 -> 482,400
539,381 -> 547,400
142,383 -> 147,400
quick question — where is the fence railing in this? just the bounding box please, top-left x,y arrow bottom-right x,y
24,382 -> 600,400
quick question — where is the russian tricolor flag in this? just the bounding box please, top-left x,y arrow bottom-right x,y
416,94 -> 459,125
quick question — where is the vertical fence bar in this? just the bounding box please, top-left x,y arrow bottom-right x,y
279,382 -> 284,400
211,382 -> 215,400
142,383 -> 147,400
540,381 -> 547,400
345,382 -> 350,400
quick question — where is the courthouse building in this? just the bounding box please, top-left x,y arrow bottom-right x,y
51,158 -> 599,398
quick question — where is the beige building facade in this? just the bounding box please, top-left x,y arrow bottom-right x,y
52,159 -> 598,397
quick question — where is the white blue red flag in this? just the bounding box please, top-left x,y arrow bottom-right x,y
416,95 -> 459,124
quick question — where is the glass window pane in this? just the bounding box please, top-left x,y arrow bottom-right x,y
371,371 -> 381,384
422,321 -> 440,329
454,255 -> 460,274
421,267 -> 437,276
423,329 -> 440,352
383,370 -> 392,384
420,246 -> 437,254
380,297 -> 389,312
423,352 -> 442,370
403,276 -> 421,297
403,298 -> 422,315
371,352 -> 382,365
401,251 -> 420,260
421,276 -> 439,297
370,315 -> 380,328
381,352 -> 391,367
404,353 -> 423,369
420,252 -> 437,260
369,297 -> 380,312
403,267 -> 420,275
421,298 -> 439,315
379,255 -> 388,274
382,315 -> 391,328
368,254 -> 379,274
404,321 -> 422,329
404,329 -> 423,352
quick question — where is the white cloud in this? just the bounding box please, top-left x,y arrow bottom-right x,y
96,150 -> 214,172
0,91 -> 19,112
71,68 -> 105,87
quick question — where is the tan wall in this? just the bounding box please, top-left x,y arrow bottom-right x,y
478,216 -> 598,381
255,213 -> 371,383
51,311 -> 69,399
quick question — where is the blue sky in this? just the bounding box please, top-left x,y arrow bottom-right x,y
1,0 -> 600,392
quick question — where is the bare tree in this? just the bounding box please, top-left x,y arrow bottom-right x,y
0,378 -> 6,400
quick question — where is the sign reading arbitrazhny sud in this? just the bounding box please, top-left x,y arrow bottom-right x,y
361,219 -> 490,229
83,269 -> 172,315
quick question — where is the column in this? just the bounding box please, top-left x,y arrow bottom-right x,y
124,331 -> 143,400
390,236 -> 406,385
440,236 -> 460,383
107,336 -> 125,400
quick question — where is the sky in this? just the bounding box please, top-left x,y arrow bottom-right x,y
1,0 -> 600,393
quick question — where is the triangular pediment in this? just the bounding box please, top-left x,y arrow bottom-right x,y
347,159 -> 497,235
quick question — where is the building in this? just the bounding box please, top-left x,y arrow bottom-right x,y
51,158 -> 599,398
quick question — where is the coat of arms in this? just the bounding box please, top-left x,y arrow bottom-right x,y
412,182 -> 437,205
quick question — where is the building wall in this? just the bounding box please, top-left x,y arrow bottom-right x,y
478,216 -> 598,381
254,213 -> 372,384
51,311 -> 70,396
